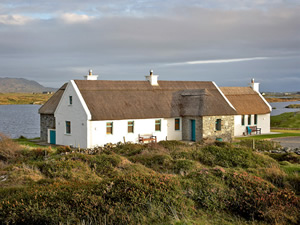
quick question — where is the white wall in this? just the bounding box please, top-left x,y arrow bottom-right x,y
234,113 -> 270,136
89,117 -> 182,147
54,81 -> 90,148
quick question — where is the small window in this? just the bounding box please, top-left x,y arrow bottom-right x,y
216,119 -> 221,131
254,114 -> 257,125
155,119 -> 161,131
248,115 -> 251,125
66,121 -> 71,134
241,115 -> 245,126
106,122 -> 113,134
69,96 -> 72,105
128,121 -> 134,133
175,118 -> 180,130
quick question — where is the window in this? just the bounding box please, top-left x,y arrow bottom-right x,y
248,115 -> 251,125
254,114 -> 257,125
155,119 -> 161,131
65,121 -> 71,134
241,115 -> 245,126
106,122 -> 113,134
128,121 -> 134,133
216,119 -> 221,131
69,96 -> 72,105
175,118 -> 180,130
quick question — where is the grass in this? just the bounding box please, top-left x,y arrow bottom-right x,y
271,111 -> 300,129
237,132 -> 300,140
1,138 -> 299,224
0,93 -> 53,105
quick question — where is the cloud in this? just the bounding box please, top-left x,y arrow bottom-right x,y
0,1 -> 299,91
167,57 -> 270,66
59,13 -> 94,24
0,14 -> 32,25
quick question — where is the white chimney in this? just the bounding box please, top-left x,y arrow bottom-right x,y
84,69 -> 98,80
249,78 -> 259,93
145,69 -> 159,86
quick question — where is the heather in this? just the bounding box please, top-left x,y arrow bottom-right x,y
0,136 -> 299,224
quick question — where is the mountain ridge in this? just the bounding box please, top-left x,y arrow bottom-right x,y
0,77 -> 57,93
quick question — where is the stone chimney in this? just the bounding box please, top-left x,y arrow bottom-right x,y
249,78 -> 259,93
145,69 -> 159,86
84,69 -> 98,80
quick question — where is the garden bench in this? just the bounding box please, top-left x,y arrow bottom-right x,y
246,126 -> 261,135
138,134 -> 157,143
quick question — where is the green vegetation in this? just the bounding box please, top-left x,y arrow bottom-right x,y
0,93 -> 53,105
271,111 -> 300,128
285,104 -> 300,108
0,134 -> 299,224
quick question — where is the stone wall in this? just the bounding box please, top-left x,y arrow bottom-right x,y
202,115 -> 234,142
40,114 -> 55,141
182,117 -> 203,142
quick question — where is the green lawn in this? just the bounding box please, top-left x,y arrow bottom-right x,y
237,132 -> 300,140
271,111 -> 300,128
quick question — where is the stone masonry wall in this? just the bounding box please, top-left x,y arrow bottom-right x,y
202,115 -> 234,142
182,117 -> 203,142
40,114 -> 55,141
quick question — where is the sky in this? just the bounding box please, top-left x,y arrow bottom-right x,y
0,0 -> 299,92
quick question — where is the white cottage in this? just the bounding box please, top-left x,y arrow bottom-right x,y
39,71 -> 271,148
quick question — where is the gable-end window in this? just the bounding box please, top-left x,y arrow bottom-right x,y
241,115 -> 245,126
254,114 -> 257,125
216,119 -> 221,131
175,118 -> 180,130
248,115 -> 251,125
66,121 -> 71,134
106,122 -> 113,134
128,121 -> 134,133
69,96 -> 72,105
155,119 -> 161,131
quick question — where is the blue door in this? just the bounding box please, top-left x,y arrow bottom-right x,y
191,120 -> 196,141
50,130 -> 56,144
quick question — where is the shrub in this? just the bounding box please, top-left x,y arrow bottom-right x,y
112,143 -> 144,156
158,140 -> 186,150
0,133 -> 21,162
0,174 -> 195,224
225,171 -> 300,224
56,145 -> 72,154
129,153 -> 174,173
192,145 -> 275,168
89,153 -> 122,176
174,159 -> 196,175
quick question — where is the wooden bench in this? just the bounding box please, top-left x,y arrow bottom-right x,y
246,126 -> 261,135
138,134 -> 157,143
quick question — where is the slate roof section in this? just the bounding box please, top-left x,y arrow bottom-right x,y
38,83 -> 67,114
220,87 -> 271,115
74,80 -> 237,120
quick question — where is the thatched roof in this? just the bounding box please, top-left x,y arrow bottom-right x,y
220,87 -> 271,115
74,80 -> 237,120
39,83 -> 67,114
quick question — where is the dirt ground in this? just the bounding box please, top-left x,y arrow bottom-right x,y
271,137 -> 300,148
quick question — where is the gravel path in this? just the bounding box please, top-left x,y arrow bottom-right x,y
271,137 -> 300,148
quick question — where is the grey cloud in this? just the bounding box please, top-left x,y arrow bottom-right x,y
0,2 -> 299,91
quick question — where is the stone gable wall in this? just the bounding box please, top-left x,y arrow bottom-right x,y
40,114 -> 55,141
202,115 -> 234,142
182,117 -> 203,142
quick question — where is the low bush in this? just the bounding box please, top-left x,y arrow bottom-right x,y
225,171 -> 299,224
0,133 -> 21,162
192,145 -> 276,168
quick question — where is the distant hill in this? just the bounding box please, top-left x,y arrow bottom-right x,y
0,77 -> 57,93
